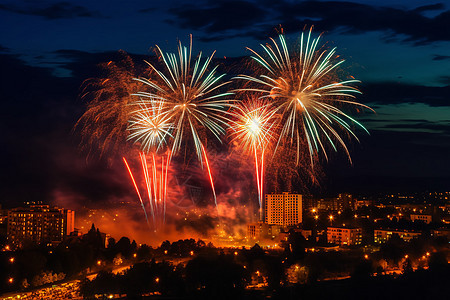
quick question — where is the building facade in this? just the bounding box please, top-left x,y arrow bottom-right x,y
374,228 -> 421,243
7,205 -> 75,248
247,222 -> 281,239
327,226 -> 362,246
265,192 -> 302,227
410,214 -> 432,224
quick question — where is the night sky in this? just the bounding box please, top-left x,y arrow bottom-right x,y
1,0 -> 449,208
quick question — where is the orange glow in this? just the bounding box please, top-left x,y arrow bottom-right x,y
155,277 -> 160,283
364,254 -> 369,259
123,157 -> 149,224
9,257 -> 14,263
8,278 -> 13,284
201,145 -> 217,206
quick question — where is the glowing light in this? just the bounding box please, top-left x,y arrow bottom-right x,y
133,36 -> 234,207
229,99 -> 278,219
235,27 -> 373,166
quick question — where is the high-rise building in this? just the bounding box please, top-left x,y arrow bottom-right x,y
265,192 -> 302,227
7,205 -> 75,248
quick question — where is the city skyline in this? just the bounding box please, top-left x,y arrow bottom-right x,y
1,0 -> 449,210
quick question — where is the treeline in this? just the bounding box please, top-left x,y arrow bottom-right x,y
0,224 -> 142,293
80,240 -> 450,300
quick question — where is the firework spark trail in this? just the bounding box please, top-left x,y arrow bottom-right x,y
140,152 -> 155,224
235,27 -> 374,166
131,36 -> 234,207
125,152 -> 172,229
123,157 -> 150,226
254,147 -> 263,220
201,144 -> 217,206
229,100 -> 278,219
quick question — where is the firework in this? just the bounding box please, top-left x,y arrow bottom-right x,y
229,99 -> 278,220
235,27 -> 373,166
127,98 -> 173,153
75,52 -> 145,158
132,36 -> 234,206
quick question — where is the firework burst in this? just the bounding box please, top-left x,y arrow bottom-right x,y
229,98 -> 278,219
235,27 -> 373,166
133,36 -> 234,161
127,98 -> 173,153
130,36 -> 234,206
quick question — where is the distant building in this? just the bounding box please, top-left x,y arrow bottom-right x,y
0,205 -> 7,239
7,205 -> 75,248
247,222 -> 282,239
410,214 -> 432,224
337,193 -> 355,211
302,197 -> 317,214
327,226 -> 362,246
316,198 -> 340,211
265,192 -> 302,227
374,228 -> 421,243
355,199 -> 372,209
431,228 -> 450,239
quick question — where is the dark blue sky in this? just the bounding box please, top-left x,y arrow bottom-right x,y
0,0 -> 449,206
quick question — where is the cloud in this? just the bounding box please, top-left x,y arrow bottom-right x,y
167,0 -> 450,44
166,0 -> 268,41
380,121 -> 450,133
360,82 -> 450,107
0,44 -> 9,52
437,76 -> 450,85
432,54 -> 450,61
0,1 -> 101,19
